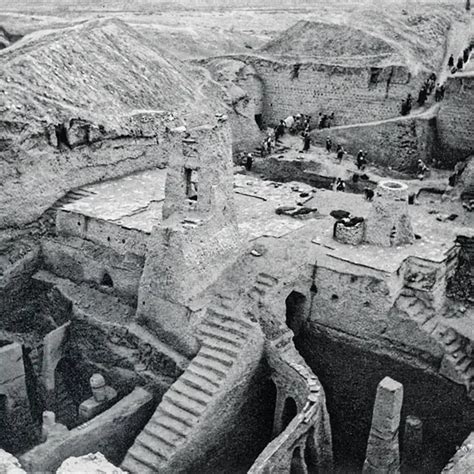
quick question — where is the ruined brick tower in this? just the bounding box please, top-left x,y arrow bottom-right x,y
365,180 -> 415,247
136,120 -> 241,354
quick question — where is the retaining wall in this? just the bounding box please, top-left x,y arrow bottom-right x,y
311,114 -> 437,172
436,75 -> 474,168
244,57 -> 418,127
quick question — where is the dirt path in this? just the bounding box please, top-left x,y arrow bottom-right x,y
313,16 -> 472,134
438,15 -> 473,84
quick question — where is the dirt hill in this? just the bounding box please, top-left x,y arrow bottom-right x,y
258,5 -> 465,72
260,20 -> 397,62
0,18 -> 226,231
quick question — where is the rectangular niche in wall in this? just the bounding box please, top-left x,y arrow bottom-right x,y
184,167 -> 199,201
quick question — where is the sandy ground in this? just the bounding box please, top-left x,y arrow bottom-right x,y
0,1 -> 469,64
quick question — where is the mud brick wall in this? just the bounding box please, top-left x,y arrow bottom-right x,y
311,114 -> 436,172
246,58 -> 418,127
436,75 -> 474,167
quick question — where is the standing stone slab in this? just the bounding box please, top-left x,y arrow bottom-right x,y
0,342 -> 36,452
363,376 -> 403,474
41,323 -> 70,397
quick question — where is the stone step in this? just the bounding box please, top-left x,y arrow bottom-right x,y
202,319 -> 248,339
442,328 -> 459,345
159,398 -> 199,427
250,285 -> 265,296
142,426 -> 177,449
217,293 -> 235,310
135,435 -> 169,462
169,379 -> 212,405
150,415 -> 190,439
198,348 -> 235,368
164,390 -> 206,417
201,340 -> 240,358
186,364 -> 224,386
146,420 -> 186,446
207,309 -> 253,331
444,338 -> 464,353
192,358 -> 227,379
122,448 -> 160,473
452,354 -> 471,372
463,363 -> 474,380
256,272 -> 279,287
198,325 -> 245,347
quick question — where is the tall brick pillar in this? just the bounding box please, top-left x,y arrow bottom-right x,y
363,376 -> 403,474
365,180 -> 414,247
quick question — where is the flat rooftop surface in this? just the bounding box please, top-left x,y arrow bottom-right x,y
63,165 -> 472,274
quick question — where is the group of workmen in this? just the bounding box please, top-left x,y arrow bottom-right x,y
400,43 -> 474,116
401,73 -> 446,115
447,43 -> 473,73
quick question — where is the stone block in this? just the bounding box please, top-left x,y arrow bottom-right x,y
41,323 -> 70,393
365,181 -> 414,247
20,387 -> 154,473
363,377 -> 403,473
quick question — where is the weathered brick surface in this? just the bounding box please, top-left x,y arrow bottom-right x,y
437,75 -> 474,167
311,114 -> 436,172
243,57 -> 420,127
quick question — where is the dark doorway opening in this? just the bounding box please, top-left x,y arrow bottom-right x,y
54,358 -> 79,429
304,428 -> 320,472
290,446 -> 307,474
101,272 -> 113,287
285,291 -> 307,337
184,168 -> 198,201
0,394 -> 9,449
254,113 -> 263,129
281,396 -> 298,431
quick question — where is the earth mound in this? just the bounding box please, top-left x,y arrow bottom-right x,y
259,20 -> 396,60
0,26 -> 23,50
0,18 -> 226,231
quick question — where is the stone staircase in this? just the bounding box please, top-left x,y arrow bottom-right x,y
248,272 -> 279,302
394,288 -> 435,328
394,285 -> 473,399
246,272 -> 295,348
39,188 -> 96,231
439,328 -> 474,398
121,301 -> 255,473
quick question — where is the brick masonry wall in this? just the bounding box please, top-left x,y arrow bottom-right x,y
311,115 -> 436,172
436,75 -> 474,168
244,57 -> 420,127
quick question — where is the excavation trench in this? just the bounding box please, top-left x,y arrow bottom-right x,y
292,326 -> 474,473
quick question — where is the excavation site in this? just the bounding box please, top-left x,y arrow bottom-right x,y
0,0 -> 472,472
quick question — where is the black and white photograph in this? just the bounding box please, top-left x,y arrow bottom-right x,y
0,0 -> 472,472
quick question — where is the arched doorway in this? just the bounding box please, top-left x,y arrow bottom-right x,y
101,271 -> 113,287
290,446 -> 308,474
304,428 -> 319,472
285,291 -> 308,338
282,396 -> 298,431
